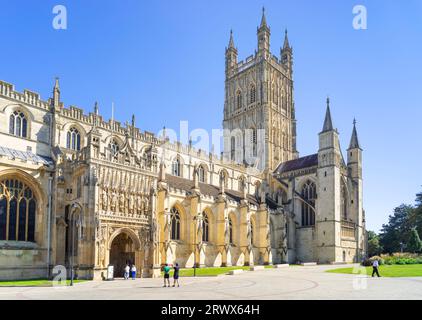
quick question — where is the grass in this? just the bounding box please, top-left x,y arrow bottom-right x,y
0,279 -> 87,287
161,265 -> 275,277
327,264 -> 422,277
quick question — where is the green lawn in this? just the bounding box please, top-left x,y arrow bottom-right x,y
0,279 -> 86,287
327,264 -> 422,277
162,265 -> 274,277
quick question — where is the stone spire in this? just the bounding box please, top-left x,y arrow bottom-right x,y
348,119 -> 361,149
260,7 -> 268,29
52,77 -> 61,110
228,29 -> 235,49
322,97 -> 334,132
283,29 -> 291,49
257,7 -> 270,53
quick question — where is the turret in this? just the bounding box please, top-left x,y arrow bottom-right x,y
347,119 -> 362,179
225,30 -> 238,76
52,77 -> 61,112
281,29 -> 293,74
257,7 -> 270,55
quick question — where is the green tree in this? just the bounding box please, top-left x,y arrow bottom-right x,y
379,204 -> 414,253
367,230 -> 382,257
407,227 -> 422,253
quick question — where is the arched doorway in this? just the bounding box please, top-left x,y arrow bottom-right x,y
109,233 -> 135,277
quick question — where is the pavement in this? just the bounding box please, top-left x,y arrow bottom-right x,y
1,264 -> 422,300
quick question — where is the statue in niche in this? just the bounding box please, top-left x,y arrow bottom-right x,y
101,188 -> 108,211
129,193 -> 135,214
119,191 -> 125,213
110,190 -> 117,212
136,194 -> 142,214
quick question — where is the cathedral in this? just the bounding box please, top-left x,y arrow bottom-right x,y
0,11 -> 366,280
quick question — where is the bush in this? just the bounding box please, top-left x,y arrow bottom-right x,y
362,255 -> 384,266
375,253 -> 422,265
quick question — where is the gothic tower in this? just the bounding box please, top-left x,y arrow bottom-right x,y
223,9 -> 298,174
316,98 -> 343,263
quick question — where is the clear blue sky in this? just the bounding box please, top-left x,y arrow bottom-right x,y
1,0 -> 421,232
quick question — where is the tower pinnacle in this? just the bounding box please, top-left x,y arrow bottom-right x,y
228,29 -> 235,49
322,97 -> 334,132
348,118 -> 361,149
260,7 -> 268,29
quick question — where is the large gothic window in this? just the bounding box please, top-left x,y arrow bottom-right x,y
250,221 -> 254,246
198,165 -> 205,183
66,127 -> 81,151
9,111 -> 28,138
341,181 -> 348,220
229,218 -> 233,244
0,179 -> 36,242
230,137 -> 236,161
249,85 -> 256,104
172,158 -> 181,177
170,207 -> 181,240
236,91 -> 242,109
202,212 -> 209,242
301,180 -> 316,226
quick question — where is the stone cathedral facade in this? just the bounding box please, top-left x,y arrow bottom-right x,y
0,11 -> 365,280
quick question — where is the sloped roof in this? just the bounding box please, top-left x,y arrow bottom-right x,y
0,146 -> 53,166
275,153 -> 318,174
165,175 -> 259,205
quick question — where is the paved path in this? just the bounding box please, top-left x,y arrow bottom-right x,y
1,264 -> 422,300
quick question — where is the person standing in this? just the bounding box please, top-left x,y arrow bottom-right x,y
131,264 -> 137,280
172,263 -> 180,287
124,264 -> 130,280
163,263 -> 171,287
372,259 -> 381,277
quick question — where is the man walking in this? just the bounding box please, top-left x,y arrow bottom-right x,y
372,259 -> 381,277
163,263 -> 171,287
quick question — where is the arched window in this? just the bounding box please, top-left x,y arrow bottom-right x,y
301,180 -> 316,226
251,128 -> 257,157
202,212 -> 209,242
229,218 -> 233,244
250,221 -> 254,246
236,91 -> 242,109
9,111 -> 28,138
172,157 -> 181,177
249,85 -> 256,104
198,165 -> 205,183
230,136 -> 236,161
0,179 -> 36,242
341,181 -> 348,220
66,127 -> 81,151
109,139 -> 120,158
170,207 -> 181,240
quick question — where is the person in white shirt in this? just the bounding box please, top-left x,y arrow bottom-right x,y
131,264 -> 137,280
372,259 -> 381,277
124,264 -> 130,280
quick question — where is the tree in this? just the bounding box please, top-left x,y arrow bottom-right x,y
379,204 -> 414,254
407,227 -> 422,253
367,230 -> 382,257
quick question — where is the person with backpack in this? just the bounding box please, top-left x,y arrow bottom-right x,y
163,263 -> 171,287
